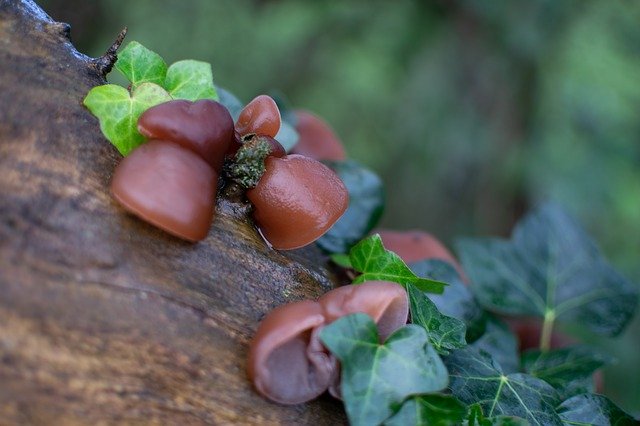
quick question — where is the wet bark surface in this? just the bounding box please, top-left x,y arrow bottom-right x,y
0,1 -> 347,424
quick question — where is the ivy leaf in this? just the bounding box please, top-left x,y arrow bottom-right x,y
349,234 -> 447,294
522,345 -> 613,400
114,41 -> 167,88
83,83 -> 172,155
384,394 -> 466,426
445,347 -> 563,425
164,60 -> 218,101
317,160 -> 385,254
556,394 -> 637,426
319,313 -> 449,426
465,403 -> 530,426
457,202 -> 638,337
410,259 -> 486,341
470,316 -> 519,374
408,283 -> 467,355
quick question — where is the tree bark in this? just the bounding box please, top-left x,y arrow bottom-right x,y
0,1 -> 347,424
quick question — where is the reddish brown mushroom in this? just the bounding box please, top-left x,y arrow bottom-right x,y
235,95 -> 281,138
137,99 -> 234,170
246,154 -> 349,250
111,140 -> 217,242
318,281 -> 409,340
290,110 -> 346,161
247,300 -> 337,405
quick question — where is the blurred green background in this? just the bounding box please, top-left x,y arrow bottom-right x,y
41,0 -> 640,414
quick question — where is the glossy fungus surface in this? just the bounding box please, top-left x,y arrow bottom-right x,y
246,154 -> 348,250
290,110 -> 346,161
318,281 -> 409,341
235,95 -> 281,138
137,99 -> 234,170
111,140 -> 217,242
247,300 -> 337,405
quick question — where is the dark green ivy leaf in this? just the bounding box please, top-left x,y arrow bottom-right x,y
556,394 -> 637,426
316,160 -> 385,254
384,394 -> 466,426
465,403 -> 530,426
445,347 -> 563,425
457,202 -> 638,337
349,234 -> 447,294
409,259 -> 486,341
319,313 -> 449,426
522,345 -> 614,400
408,283 -> 467,354
470,316 -> 519,374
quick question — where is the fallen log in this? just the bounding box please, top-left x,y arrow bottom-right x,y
0,1 -> 347,424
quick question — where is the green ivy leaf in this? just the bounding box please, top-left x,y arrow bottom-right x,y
83,83 -> 172,155
408,283 -> 467,354
349,234 -> 447,294
465,403 -> 530,426
317,160 -> 385,254
445,347 -> 563,425
319,313 -> 449,426
522,345 -> 613,400
164,60 -> 218,101
410,259 -> 486,341
457,203 -> 638,337
470,316 -> 519,374
384,394 -> 467,426
114,41 -> 167,88
556,394 -> 637,426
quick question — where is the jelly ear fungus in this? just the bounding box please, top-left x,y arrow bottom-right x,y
111,99 -> 234,242
111,140 -> 218,242
247,301 -> 338,405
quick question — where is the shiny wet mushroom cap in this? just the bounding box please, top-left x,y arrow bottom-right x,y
247,300 -> 337,405
137,99 -> 234,170
110,140 -> 217,242
318,281 -> 409,341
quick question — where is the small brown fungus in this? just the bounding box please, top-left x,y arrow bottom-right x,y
111,140 -> 217,242
318,281 -> 409,340
247,300 -> 337,405
137,99 -> 234,170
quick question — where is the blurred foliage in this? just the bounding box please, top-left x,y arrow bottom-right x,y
41,0 -> 640,414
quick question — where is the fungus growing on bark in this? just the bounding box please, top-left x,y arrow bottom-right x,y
110,140 -> 217,242
137,99 -> 234,170
247,300 -> 337,405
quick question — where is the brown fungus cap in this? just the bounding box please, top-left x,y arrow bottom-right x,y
247,300 -> 337,405
246,154 -> 349,250
318,281 -> 409,341
137,99 -> 234,170
111,140 -> 217,242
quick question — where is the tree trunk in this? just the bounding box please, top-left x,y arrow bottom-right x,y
0,1 -> 347,424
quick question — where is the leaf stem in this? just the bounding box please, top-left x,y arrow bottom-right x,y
539,309 -> 555,351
